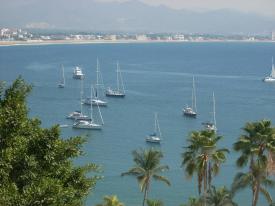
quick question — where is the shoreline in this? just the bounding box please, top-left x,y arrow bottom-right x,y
0,39 -> 274,47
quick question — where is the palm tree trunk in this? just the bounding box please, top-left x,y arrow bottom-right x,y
142,183 -> 149,206
208,162 -> 212,190
252,178 -> 260,206
203,163 -> 207,206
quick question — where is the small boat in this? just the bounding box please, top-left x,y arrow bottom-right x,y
263,57 -> 275,82
202,92 -> 217,132
73,85 -> 104,130
146,112 -> 162,143
106,61 -> 126,97
73,66 -> 84,79
67,79 -> 89,120
183,76 -> 197,118
66,110 -> 88,120
58,64 -> 65,88
83,59 -> 107,106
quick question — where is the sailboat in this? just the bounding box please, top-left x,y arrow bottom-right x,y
263,57 -> 275,82
67,79 -> 89,120
146,112 -> 162,143
183,76 -> 197,117
202,92 -> 217,132
106,61 -> 126,97
83,59 -> 107,106
58,64 -> 65,88
73,85 -> 104,130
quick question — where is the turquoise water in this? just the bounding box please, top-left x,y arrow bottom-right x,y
1,42 -> 275,206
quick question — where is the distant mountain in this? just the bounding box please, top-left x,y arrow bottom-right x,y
0,0 -> 275,34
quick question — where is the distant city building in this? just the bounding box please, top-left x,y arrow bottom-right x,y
136,35 -> 148,41
173,34 -> 185,41
272,31 -> 275,41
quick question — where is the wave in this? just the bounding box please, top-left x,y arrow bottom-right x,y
121,69 -> 259,81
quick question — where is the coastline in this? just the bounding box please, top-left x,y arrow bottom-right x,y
0,39 -> 274,47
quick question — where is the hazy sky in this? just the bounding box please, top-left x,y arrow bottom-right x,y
97,0 -> 275,17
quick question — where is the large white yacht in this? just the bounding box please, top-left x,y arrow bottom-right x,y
73,66 -> 84,79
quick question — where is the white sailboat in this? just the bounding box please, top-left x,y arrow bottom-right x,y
67,79 -> 89,120
146,112 -> 162,143
58,64 -> 65,88
202,92 -> 217,132
183,76 -> 197,118
263,57 -> 275,82
83,59 -> 107,106
73,85 -> 104,130
106,61 -> 126,97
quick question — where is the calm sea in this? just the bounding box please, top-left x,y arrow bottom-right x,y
0,42 -> 275,206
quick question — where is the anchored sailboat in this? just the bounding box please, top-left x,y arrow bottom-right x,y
202,92 -> 217,132
67,79 -> 89,120
83,59 -> 107,106
146,112 -> 162,143
263,57 -> 275,82
73,85 -> 104,130
183,76 -> 197,117
58,64 -> 65,88
106,61 -> 126,97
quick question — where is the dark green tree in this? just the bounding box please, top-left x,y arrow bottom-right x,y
121,148 -> 170,206
182,130 -> 229,197
0,77 -> 100,206
233,120 -> 275,206
205,186 -> 237,206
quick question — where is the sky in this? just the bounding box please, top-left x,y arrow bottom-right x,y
97,0 -> 275,17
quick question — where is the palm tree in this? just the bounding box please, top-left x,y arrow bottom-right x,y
146,199 -> 164,206
121,148 -> 170,206
233,120 -> 275,206
182,130 -> 229,201
206,186 -> 237,206
96,195 -> 124,206
181,197 -> 203,206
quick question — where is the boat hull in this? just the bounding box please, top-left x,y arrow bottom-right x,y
106,93 -> 125,98
263,77 -> 275,82
183,112 -> 197,118
146,136 -> 161,143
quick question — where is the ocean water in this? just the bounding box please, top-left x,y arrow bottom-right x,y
0,42 -> 275,206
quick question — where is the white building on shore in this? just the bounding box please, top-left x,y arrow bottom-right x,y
272,31 -> 275,41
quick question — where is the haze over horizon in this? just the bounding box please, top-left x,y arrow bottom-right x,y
0,0 -> 275,34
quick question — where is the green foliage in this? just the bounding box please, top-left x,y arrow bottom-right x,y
0,77 -> 101,206
205,186 -> 237,206
180,197 -> 203,206
122,148 -> 170,206
96,195 -> 124,206
181,130 -> 229,195
146,199 -> 164,206
233,120 -> 275,206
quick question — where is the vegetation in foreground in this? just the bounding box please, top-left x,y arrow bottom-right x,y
0,78 -> 101,205
1,78 -> 275,206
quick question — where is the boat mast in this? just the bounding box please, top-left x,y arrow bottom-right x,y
95,58 -> 100,98
119,62 -> 125,93
193,76 -> 197,112
213,92 -> 217,131
62,64 -> 65,85
90,84 -> 93,122
117,61 -> 120,91
154,112 -> 157,134
156,113 -> 162,138
80,79 -> 83,115
271,57 -> 275,78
